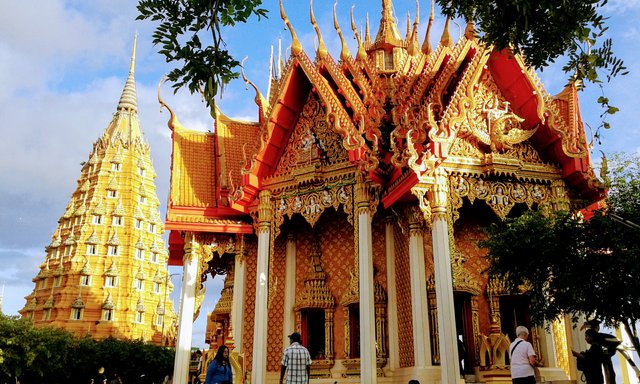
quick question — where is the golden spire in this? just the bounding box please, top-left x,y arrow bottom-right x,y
310,0 -> 328,59
117,33 -> 138,113
407,0 -> 420,56
365,13 -> 372,46
351,6 -> 367,61
405,12 -> 411,41
422,0 -> 435,54
333,1 -> 352,62
371,0 -> 404,50
280,0 -> 302,56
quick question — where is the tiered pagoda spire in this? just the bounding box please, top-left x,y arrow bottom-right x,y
19,36 -> 176,346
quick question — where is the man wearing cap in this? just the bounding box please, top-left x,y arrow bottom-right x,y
280,332 -> 312,384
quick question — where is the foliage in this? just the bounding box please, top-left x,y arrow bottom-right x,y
482,152 -> 640,355
136,0 -> 268,110
438,0 -> 627,137
0,314 -> 175,384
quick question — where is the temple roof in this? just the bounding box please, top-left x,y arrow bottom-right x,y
163,0 -> 605,247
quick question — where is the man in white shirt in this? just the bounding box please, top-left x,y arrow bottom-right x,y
509,326 -> 537,384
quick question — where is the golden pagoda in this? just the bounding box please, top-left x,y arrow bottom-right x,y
19,36 -> 177,346
163,1 -> 606,383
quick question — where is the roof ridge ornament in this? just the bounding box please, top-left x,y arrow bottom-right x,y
158,77 -> 187,132
439,16 -> 453,48
310,0 -> 328,59
240,57 -> 268,124
333,0 -> 352,62
350,6 -> 367,61
279,0 -> 302,56
422,0 -> 435,54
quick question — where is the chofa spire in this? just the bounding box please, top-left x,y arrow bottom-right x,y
117,33 -> 138,113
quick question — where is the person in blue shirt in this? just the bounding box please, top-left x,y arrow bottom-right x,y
204,345 -> 232,384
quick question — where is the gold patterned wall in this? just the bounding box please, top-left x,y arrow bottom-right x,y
266,235 -> 287,371
315,209 -> 355,360
393,220 -> 415,367
241,237 -> 258,370
372,215 -> 388,290
453,216 -> 492,335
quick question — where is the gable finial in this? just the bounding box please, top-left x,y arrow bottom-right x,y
280,0 -> 302,56
333,0 -> 352,62
351,6 -> 367,61
310,0 -> 328,59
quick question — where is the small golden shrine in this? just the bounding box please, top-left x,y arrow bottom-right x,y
19,36 -> 177,346
164,1 -> 604,383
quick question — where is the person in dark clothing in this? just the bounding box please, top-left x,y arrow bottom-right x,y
204,345 -> 232,384
572,329 -> 604,384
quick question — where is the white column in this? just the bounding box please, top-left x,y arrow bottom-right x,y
356,179 -> 377,384
282,233 -> 296,348
430,169 -> 460,383
251,190 -> 272,384
172,233 -> 200,384
385,217 -> 400,370
232,246 -> 246,353
408,208 -> 432,367
432,215 -> 460,382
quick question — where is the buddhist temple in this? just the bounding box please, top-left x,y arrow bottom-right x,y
19,36 -> 177,346
165,1 -> 606,383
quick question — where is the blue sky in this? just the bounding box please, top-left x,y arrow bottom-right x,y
0,0 -> 639,355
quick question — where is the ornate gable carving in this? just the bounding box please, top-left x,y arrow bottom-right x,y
273,94 -> 349,176
452,70 -> 539,157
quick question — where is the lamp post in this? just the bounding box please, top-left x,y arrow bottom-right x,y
162,273 -> 181,346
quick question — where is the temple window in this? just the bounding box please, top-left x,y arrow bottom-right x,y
135,311 -> 144,323
80,275 -> 91,286
53,276 -> 62,287
138,167 -> 145,177
135,249 -> 144,260
112,216 -> 123,226
64,246 -> 72,256
107,245 -> 118,256
155,314 -> 164,327
102,309 -> 114,321
87,245 -> 97,255
105,276 -> 116,287
384,51 -> 394,70
38,279 -> 46,290
26,311 -> 34,320
42,308 -> 51,321
92,215 -> 102,225
135,278 -> 144,291
80,193 -> 86,201
111,163 -> 121,172
148,223 -> 156,233
150,252 -> 158,263
139,195 -> 146,204
135,219 -> 143,229
63,219 -> 70,228
71,308 -> 83,320
153,282 -> 161,294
